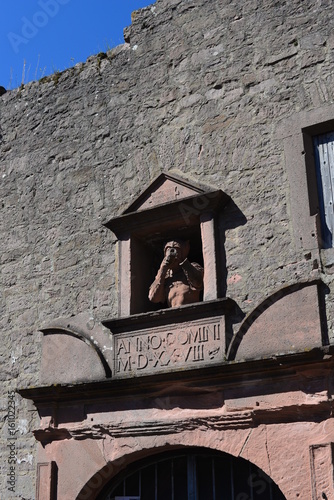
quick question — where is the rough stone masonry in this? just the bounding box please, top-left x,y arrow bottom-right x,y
1,0 -> 334,497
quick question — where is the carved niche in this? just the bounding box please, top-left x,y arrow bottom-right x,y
104,172 -> 230,316
103,172 -> 234,378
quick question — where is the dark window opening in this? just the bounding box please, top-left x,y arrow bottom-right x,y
130,226 -> 204,315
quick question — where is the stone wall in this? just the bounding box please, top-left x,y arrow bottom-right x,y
1,0 -> 334,497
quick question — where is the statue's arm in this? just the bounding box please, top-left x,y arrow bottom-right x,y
148,260 -> 169,303
180,259 -> 204,289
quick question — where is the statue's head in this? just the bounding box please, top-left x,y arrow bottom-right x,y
164,239 -> 190,267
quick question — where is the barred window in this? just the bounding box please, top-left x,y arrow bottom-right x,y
98,449 -> 286,500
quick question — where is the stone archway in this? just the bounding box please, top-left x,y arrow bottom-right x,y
93,447 -> 286,500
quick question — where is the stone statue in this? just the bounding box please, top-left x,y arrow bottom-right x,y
148,239 -> 204,308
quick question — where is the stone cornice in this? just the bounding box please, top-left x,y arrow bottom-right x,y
18,346 -> 334,406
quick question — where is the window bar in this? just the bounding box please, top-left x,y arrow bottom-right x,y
155,463 -> 158,500
211,457 -> 216,500
171,459 -> 174,500
230,456 -> 234,499
188,455 -> 197,500
249,462 -> 254,500
139,469 -> 142,498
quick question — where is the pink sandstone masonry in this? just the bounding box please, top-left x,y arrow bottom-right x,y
2,0 -> 334,498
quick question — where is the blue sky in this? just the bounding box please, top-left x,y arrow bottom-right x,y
0,0 -> 153,90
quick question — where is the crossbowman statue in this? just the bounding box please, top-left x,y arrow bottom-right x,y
148,239 -> 204,308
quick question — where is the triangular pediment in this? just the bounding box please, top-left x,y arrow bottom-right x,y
123,172 -> 208,214
105,172 -> 230,238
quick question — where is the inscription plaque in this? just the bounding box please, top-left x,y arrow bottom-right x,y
114,316 -> 225,377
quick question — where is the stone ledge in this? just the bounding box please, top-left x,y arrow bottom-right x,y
18,345 -> 334,405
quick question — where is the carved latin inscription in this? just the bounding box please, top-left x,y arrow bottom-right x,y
114,317 -> 224,377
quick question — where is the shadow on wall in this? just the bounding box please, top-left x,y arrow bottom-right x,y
217,199 -> 247,298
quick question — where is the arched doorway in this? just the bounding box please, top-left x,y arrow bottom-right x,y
97,448 -> 286,500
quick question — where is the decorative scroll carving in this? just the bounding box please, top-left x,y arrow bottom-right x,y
34,412 -> 254,444
227,280 -> 323,362
33,402 -> 334,445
